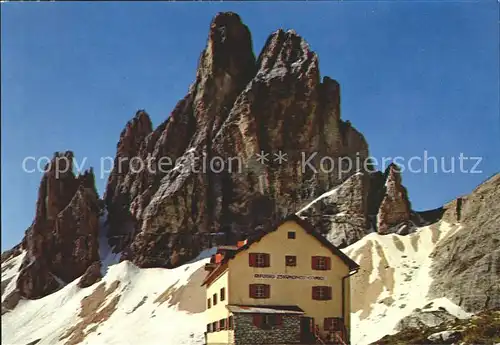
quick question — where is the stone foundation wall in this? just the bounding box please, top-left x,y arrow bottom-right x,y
233,314 -> 301,345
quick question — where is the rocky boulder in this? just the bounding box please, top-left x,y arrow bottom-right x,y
394,308 -> 458,331
1,290 -> 21,315
427,330 -> 462,343
77,261 -> 102,288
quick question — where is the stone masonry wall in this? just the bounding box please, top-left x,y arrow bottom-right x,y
234,314 -> 301,345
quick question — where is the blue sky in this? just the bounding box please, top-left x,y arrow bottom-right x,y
1,2 -> 499,251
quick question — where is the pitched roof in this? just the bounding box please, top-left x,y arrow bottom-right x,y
202,214 -> 360,286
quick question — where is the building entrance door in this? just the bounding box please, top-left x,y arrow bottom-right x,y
300,316 -> 315,343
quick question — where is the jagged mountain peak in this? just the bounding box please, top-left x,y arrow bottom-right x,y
15,152 -> 102,299
116,110 -> 153,156
256,27 -> 318,76
205,11 -> 255,75
108,12 -> 370,268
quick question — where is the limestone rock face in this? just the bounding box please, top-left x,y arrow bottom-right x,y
376,164 -> 412,234
428,173 -> 500,312
1,290 -> 21,315
297,172 -> 370,247
296,165 -> 416,247
104,110 -> 153,249
16,152 -> 101,299
103,12 -> 369,268
1,244 -> 22,264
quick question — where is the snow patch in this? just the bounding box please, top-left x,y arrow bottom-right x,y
297,186 -> 340,215
345,222 -> 464,345
422,297 -> 472,319
2,251 -> 26,302
297,172 -> 364,216
2,252 -> 213,345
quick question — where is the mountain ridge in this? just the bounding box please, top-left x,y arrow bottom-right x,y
1,11 -> 499,345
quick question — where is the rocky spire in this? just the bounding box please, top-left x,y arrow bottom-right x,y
104,110 -> 153,249
104,12 -> 258,260
16,152 -> 101,299
104,110 -> 153,201
376,163 -> 412,234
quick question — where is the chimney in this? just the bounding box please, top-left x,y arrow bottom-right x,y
215,253 -> 223,264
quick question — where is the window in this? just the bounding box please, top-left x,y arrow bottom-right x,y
249,253 -> 270,267
263,314 -> 279,329
207,298 -> 211,309
228,316 -> 234,330
220,287 -> 226,301
312,286 -> 332,300
312,256 -> 331,270
317,257 -> 326,270
213,293 -> 217,306
212,321 -> 217,332
287,231 -> 296,239
249,284 -> 270,299
252,314 -> 283,329
255,285 -> 266,298
207,323 -> 212,333
324,317 -> 343,331
219,318 -> 226,330
285,255 -> 297,266
256,254 -> 265,267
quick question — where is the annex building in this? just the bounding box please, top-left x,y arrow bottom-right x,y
202,214 -> 359,345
